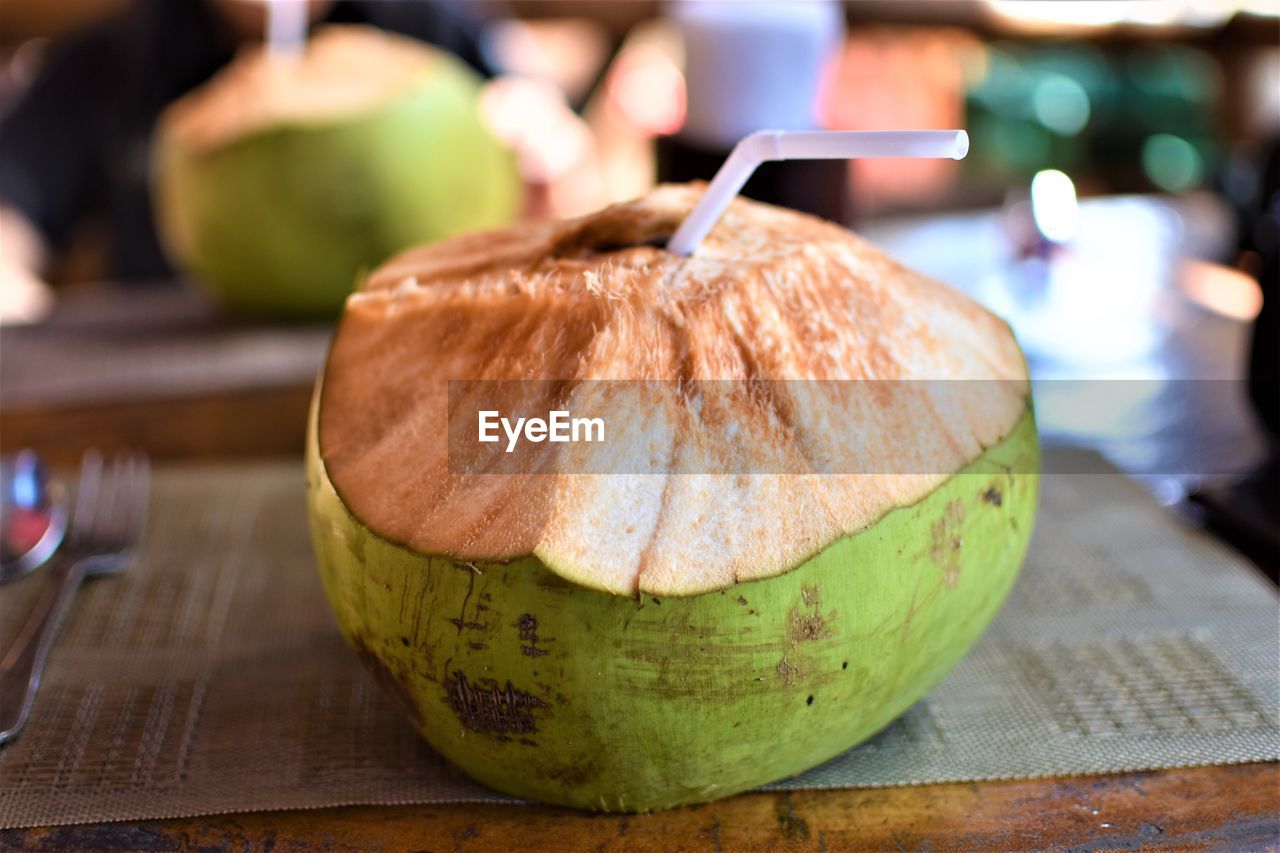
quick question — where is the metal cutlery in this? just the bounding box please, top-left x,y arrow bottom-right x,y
0,449 -> 150,745
0,451 -> 67,584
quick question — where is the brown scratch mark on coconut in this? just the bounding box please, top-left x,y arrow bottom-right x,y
929,499 -> 966,587
516,613 -> 552,657
901,575 -> 922,647
344,529 -> 366,563
634,655 -> 675,694
449,570 -> 488,634
534,571 -> 575,595
409,575 -> 433,648
454,569 -> 474,635
444,670 -> 547,735
776,655 -> 798,686
901,575 -> 945,647
542,754 -> 601,790
788,584 -> 835,646
656,656 -> 672,683
789,610 -> 832,644
736,595 -> 748,606
981,485 -> 1003,507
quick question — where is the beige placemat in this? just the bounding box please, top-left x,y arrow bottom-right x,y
0,449 -> 1276,827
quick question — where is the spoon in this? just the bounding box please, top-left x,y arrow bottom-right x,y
0,450 -> 67,584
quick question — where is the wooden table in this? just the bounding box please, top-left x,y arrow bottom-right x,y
2,384 -> 1277,851
0,762 -> 1272,851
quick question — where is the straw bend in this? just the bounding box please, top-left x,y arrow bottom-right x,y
667,129 -> 969,256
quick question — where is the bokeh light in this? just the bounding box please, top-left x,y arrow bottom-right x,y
1030,169 -> 1079,242
1142,133 -> 1204,191
1032,74 -> 1090,135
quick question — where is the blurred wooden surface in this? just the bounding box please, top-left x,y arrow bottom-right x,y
0,384 -> 313,467
0,285 -> 325,465
1,763 -> 1275,851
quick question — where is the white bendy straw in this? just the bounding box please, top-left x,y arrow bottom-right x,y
666,129 -> 970,256
266,0 -> 309,59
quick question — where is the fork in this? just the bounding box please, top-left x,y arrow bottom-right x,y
0,450 -> 150,745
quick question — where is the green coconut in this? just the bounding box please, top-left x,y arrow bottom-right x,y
308,186 -> 1039,811
154,25 -> 520,319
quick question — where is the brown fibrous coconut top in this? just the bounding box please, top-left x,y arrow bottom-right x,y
319,185 -> 1029,597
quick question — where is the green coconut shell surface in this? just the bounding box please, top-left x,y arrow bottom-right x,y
154,26 -> 519,319
310,186 -> 1040,811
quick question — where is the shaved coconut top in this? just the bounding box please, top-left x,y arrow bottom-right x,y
161,25 -> 445,151
319,185 -> 1030,597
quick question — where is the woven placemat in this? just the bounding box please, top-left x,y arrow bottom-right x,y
0,448 -> 1275,827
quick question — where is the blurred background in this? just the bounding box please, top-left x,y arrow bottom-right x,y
0,0 -> 1276,571
2,1 -> 1276,274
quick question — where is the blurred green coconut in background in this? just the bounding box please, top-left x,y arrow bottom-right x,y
154,25 -> 521,319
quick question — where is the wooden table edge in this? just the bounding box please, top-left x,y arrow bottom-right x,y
2,762 -> 1276,851
0,384 -> 315,466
